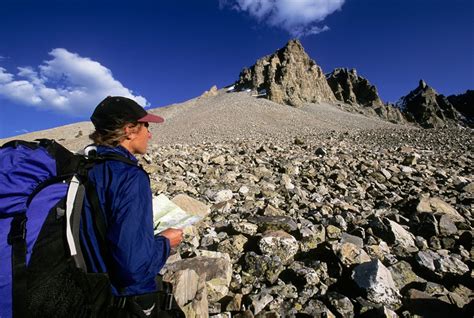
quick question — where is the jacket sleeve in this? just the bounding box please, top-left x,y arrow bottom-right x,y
105,166 -> 170,296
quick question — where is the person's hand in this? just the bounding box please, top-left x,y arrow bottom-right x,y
159,228 -> 183,248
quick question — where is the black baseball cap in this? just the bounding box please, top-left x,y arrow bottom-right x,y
91,96 -> 164,130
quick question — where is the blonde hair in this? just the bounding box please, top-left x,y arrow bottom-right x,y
89,121 -> 143,147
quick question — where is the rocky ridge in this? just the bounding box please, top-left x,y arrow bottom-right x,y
235,39 -> 336,107
326,68 -> 407,124
396,80 -> 464,128
326,68 -> 384,107
232,39 -> 471,129
448,90 -> 474,125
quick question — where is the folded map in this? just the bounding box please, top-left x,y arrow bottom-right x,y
152,194 -> 204,234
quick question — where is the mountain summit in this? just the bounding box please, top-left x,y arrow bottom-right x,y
235,39 -> 336,107
396,80 -> 462,128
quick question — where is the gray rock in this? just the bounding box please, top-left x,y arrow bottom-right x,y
301,299 -> 336,317
326,292 -> 354,318
388,261 -> 426,290
165,254 -> 232,302
249,291 -> 274,315
416,196 -> 465,222
438,214 -> 457,236
259,230 -> 299,265
164,269 -> 209,318
299,223 -> 326,252
341,232 -> 364,248
415,250 -> 470,277
213,190 -> 234,203
333,242 -> 371,267
249,215 -> 298,233
244,252 -> 284,284
352,259 -> 401,307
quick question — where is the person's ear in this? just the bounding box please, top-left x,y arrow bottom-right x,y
124,124 -> 136,140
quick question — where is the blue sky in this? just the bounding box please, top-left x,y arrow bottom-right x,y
0,0 -> 473,138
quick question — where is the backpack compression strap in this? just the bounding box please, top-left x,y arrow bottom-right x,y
8,213 -> 27,318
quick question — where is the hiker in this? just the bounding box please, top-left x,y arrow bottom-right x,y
0,96 -> 185,318
82,96 -> 184,316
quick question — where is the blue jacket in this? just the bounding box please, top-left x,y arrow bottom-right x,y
80,145 -> 170,296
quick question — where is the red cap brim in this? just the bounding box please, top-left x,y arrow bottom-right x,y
138,113 -> 165,123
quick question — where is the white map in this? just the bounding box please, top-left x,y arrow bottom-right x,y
152,194 -> 203,234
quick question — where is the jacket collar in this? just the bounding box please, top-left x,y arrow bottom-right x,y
96,145 -> 138,163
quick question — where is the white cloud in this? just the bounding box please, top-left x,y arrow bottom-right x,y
0,49 -> 148,115
220,0 -> 344,37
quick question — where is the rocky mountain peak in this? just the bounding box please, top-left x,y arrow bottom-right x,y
418,79 -> 428,90
326,67 -> 384,107
397,80 -> 462,128
235,39 -> 336,107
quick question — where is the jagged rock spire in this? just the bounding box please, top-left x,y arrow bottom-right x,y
397,80 -> 462,128
326,68 -> 384,107
235,39 -> 336,107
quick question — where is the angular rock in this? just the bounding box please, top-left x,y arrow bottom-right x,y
352,259 -> 401,307
340,232 -> 364,248
326,68 -> 383,107
249,291 -> 274,315
438,214 -> 457,236
172,194 -> 210,218
416,196 -> 465,222
164,269 -> 209,318
415,250 -> 469,277
326,292 -> 354,318
396,79 -> 463,127
248,215 -> 298,233
301,299 -> 336,317
299,223 -> 326,252
259,231 -> 299,265
213,190 -> 234,203
388,261 -> 426,290
225,293 -> 243,312
217,235 -> 248,261
165,254 -> 232,302
231,221 -> 259,236
386,220 -> 418,254
333,242 -> 371,267
244,252 -> 284,284
326,225 -> 342,240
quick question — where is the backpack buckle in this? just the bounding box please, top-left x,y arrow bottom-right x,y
8,214 -> 27,245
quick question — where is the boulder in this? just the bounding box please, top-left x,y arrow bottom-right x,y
388,261 -> 426,290
164,269 -> 208,318
416,196 -> 465,222
332,242 -> 371,266
352,259 -> 401,307
259,231 -> 299,265
165,253 -> 233,302
415,250 -> 469,277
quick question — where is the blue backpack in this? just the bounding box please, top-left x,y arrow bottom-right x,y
0,139 -> 136,318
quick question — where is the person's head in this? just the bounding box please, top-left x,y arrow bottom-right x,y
89,96 -> 164,154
